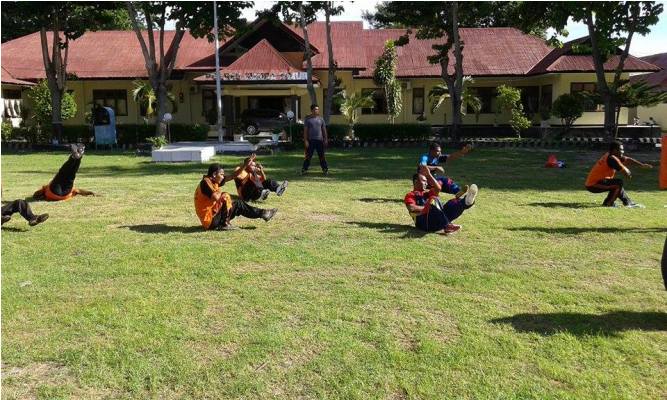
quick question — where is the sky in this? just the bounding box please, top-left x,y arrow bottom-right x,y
242,0 -> 667,57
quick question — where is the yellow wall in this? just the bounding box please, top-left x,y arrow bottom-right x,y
10,71 -> 630,128
637,103 -> 667,133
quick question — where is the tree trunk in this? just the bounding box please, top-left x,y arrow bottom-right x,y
156,83 -> 168,138
604,97 -> 616,140
450,2 -> 464,141
299,3 -> 317,106
323,6 -> 336,124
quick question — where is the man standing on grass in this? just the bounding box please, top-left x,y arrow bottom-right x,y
234,157 -> 288,202
302,104 -> 329,175
419,142 -> 472,198
404,165 -> 478,235
585,141 -> 653,207
194,155 -> 277,231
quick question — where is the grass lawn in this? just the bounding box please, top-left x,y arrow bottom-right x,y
1,146 -> 666,399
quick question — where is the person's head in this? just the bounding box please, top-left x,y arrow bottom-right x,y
310,104 -> 320,116
206,163 -> 225,184
428,142 -> 442,158
244,157 -> 257,173
608,141 -> 624,157
412,173 -> 428,191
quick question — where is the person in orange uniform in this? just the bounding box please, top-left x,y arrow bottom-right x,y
32,143 -> 95,201
234,157 -> 288,202
194,155 -> 277,230
585,141 -> 653,207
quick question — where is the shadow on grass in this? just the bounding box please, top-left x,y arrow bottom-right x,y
345,221 -> 427,238
508,227 -> 667,235
356,197 -> 404,204
120,224 -> 258,234
527,202 -> 599,209
1,226 -> 28,232
491,311 -> 667,336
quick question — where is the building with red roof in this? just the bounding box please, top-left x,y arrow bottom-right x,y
630,53 -> 667,132
1,18 -> 661,137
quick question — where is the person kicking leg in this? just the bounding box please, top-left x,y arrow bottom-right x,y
33,143 -> 95,201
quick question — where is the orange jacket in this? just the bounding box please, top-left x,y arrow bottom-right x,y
34,184 -> 79,201
194,177 -> 232,229
585,153 -> 625,187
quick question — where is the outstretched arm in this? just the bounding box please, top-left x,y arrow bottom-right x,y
77,189 -> 96,196
446,144 -> 472,163
623,156 -> 653,169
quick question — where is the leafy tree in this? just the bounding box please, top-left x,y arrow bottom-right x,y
373,40 -> 402,123
369,2 -> 538,140
496,85 -> 531,136
321,1 -> 345,124
1,2 -> 119,142
513,1 -> 664,139
27,79 -> 77,131
551,93 -> 585,133
131,80 -> 177,123
429,76 -> 481,122
126,1 -> 251,136
335,90 -> 375,137
614,80 -> 667,137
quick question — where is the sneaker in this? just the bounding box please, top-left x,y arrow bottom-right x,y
1,215 -> 11,225
442,223 -> 462,235
464,184 -> 478,207
77,143 -> 86,157
262,208 -> 278,222
301,169 -> 307,175
70,143 -> 80,158
626,203 -> 645,209
28,213 -> 49,226
219,223 -> 238,231
455,185 -> 469,199
276,181 -> 289,196
323,169 -> 329,176
259,189 -> 270,201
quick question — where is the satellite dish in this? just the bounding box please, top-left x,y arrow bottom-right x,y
163,113 -> 173,122
286,111 -> 295,120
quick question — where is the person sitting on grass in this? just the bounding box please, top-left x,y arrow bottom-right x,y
194,156 -> 277,231
585,141 -> 653,208
2,199 -> 49,227
234,157 -> 288,202
32,143 -> 95,201
419,142 -> 472,198
404,165 -> 478,235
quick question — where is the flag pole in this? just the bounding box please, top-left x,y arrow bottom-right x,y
214,0 -> 223,143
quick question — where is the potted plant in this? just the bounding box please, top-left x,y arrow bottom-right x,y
147,135 -> 167,150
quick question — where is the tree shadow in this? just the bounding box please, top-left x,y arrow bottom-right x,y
526,202 -> 599,209
356,197 -> 404,204
508,227 -> 667,235
119,224 -> 258,234
345,221 -> 427,238
491,311 -> 667,336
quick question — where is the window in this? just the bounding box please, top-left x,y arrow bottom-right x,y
540,85 -> 553,112
2,89 -> 21,99
92,89 -> 127,116
323,87 -> 343,115
468,87 -> 495,114
361,88 -> 387,114
412,88 -> 425,115
202,89 -> 216,121
571,82 -> 601,111
520,86 -> 540,116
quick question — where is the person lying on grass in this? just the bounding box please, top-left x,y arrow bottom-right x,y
233,156 -> 288,202
404,165 -> 478,235
585,141 -> 653,208
418,141 -> 472,199
2,199 -> 49,227
194,156 -> 277,231
32,143 -> 95,201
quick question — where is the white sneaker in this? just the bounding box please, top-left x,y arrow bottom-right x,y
276,181 -> 288,196
626,203 -> 645,209
464,184 -> 478,207
259,189 -> 270,201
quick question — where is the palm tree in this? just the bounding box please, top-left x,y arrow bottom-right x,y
335,90 -> 375,138
429,76 -> 481,123
131,80 -> 178,122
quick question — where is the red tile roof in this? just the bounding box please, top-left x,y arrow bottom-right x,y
630,53 -> 667,89
1,66 -> 35,86
1,23 -> 661,82
194,39 -> 309,82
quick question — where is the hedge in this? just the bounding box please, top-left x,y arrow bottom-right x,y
352,123 -> 431,141
58,123 -> 209,145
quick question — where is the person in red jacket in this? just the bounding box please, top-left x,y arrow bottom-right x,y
33,143 -> 95,201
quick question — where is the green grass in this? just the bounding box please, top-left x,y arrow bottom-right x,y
2,147 -> 666,399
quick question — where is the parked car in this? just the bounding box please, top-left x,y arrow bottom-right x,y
241,108 -> 287,135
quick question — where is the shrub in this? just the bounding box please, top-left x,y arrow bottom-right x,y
552,93 -> 585,133
26,80 -> 77,129
59,123 -> 210,145
496,85 -> 531,136
1,120 -> 13,141
353,123 -> 431,141
169,123 -> 209,142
